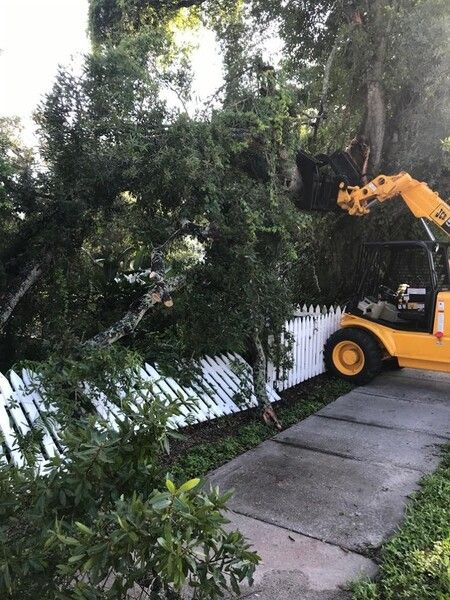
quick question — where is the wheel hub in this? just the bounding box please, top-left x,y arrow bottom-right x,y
332,340 -> 365,375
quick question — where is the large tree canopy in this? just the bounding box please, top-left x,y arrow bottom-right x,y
3,4 -> 450,597
1,0 -> 450,380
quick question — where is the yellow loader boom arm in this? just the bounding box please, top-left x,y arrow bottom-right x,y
337,172 -> 450,237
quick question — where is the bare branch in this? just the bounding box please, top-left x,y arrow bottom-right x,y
0,252 -> 53,331
83,220 -> 216,349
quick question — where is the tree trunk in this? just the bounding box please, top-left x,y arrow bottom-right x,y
0,252 -> 53,331
364,0 -> 389,174
248,328 -> 281,430
0,204 -> 92,332
312,35 -> 341,142
365,80 -> 386,174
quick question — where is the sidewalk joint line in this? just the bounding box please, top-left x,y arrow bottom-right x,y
314,414 -> 450,441
229,508 -> 375,560
270,438 -> 428,474
356,388 -> 450,406
372,373 -> 449,384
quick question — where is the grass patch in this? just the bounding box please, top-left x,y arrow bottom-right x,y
352,445 -> 450,600
169,375 -> 353,481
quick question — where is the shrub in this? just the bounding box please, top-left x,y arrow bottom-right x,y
0,347 -> 259,599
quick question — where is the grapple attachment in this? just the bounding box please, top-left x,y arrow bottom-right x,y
295,149 -> 363,212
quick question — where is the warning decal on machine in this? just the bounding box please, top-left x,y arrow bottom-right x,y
431,205 -> 450,233
438,312 -> 445,334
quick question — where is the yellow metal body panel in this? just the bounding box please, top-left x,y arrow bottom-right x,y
341,291 -> 450,373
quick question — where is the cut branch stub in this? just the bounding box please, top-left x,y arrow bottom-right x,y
83,276 -> 183,348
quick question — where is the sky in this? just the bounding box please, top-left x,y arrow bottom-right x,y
0,0 -> 91,145
0,0 -> 225,146
0,0 -> 279,147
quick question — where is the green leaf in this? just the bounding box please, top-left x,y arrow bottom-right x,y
151,498 -> 172,510
2,562 -> 11,592
60,536 -> 80,547
166,478 -> 176,494
230,573 -> 241,595
82,557 -> 95,571
157,536 -> 171,551
173,497 -> 190,513
128,531 -> 139,542
68,555 -> 85,564
75,522 -> 93,536
178,478 -> 201,493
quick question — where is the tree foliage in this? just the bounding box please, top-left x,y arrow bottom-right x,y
1,0 -> 450,371
1,15 -> 305,374
1,0 -> 450,368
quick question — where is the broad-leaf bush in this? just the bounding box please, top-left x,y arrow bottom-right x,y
0,347 -> 259,599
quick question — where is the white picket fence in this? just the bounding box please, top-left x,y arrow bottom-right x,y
268,305 -> 344,391
0,354 -> 280,468
0,305 -> 343,466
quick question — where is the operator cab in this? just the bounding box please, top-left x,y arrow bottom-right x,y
350,241 -> 450,332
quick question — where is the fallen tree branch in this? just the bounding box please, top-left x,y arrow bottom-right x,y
0,251 -> 53,331
84,243 -> 182,349
84,221 -> 283,429
83,274 -> 184,349
84,221 -> 215,349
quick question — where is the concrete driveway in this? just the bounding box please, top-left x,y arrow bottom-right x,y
208,369 -> 450,599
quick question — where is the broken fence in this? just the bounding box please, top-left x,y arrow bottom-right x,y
0,305 -> 342,466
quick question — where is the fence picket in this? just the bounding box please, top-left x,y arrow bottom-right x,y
9,370 -> 58,460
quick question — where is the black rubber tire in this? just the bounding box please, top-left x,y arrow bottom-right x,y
324,327 -> 383,385
384,357 -> 404,371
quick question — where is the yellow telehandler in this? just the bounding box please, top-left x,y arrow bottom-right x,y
296,151 -> 450,384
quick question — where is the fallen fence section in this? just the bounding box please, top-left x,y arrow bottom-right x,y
268,305 -> 343,391
0,353 -> 280,467
0,305 -> 342,466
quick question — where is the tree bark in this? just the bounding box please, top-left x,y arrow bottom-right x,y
0,252 -> 53,331
248,328 -> 282,430
364,0 -> 389,174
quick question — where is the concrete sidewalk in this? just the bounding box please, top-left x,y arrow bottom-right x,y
208,369 -> 450,599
